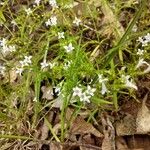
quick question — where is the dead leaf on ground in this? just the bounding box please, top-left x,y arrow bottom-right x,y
41,86 -> 54,100
9,68 -> 18,83
136,93 -> 150,134
50,142 -> 63,150
79,133 -> 97,150
116,136 -> 128,150
70,116 -> 103,138
51,95 -> 63,109
116,113 -> 136,136
101,113 -> 115,150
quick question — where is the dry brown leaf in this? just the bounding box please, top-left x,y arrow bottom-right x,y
136,94 -> 150,134
52,95 -> 63,109
70,116 -> 103,138
50,142 -> 63,150
9,68 -> 18,83
101,114 -> 115,150
116,137 -> 128,150
79,134 -> 97,150
41,86 -> 54,100
40,120 -> 49,141
116,114 -> 136,136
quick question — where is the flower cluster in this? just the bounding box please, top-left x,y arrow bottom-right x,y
45,16 -> 57,26
136,34 -> 150,73
72,85 -> 96,103
0,38 -> 16,56
16,55 -> 32,75
40,60 -> 56,70
137,33 -> 150,47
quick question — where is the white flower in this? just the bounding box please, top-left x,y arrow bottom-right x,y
16,67 -> 24,76
136,59 -> 150,74
137,33 -> 150,47
121,75 -> 137,90
19,56 -> 32,67
64,43 -> 74,53
54,86 -> 61,95
136,58 -> 149,69
0,38 -> 7,47
50,16 -> 57,26
98,74 -> 108,83
73,86 -> 82,97
145,33 -> 150,42
137,49 -> 145,55
64,61 -> 72,70
98,74 -> 108,95
86,85 -> 96,96
0,38 -> 16,55
49,0 -> 58,8
45,19 -> 51,26
73,17 -> 81,26
33,97 -> 37,102
34,0 -> 41,6
24,56 -> 32,64
25,8 -> 32,16
137,36 -> 143,43
79,92 -> 90,103
58,32 -> 64,39
132,24 -> 138,32
11,20 -> 17,26
40,61 -> 49,69
8,45 -> 16,52
0,65 -> 6,75
45,16 -> 57,26
101,82 -> 108,95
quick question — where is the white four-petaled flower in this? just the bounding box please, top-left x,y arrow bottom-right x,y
64,43 -> 74,53
25,8 -> 32,16
73,17 -> 81,26
73,86 -> 82,97
137,49 -> 145,56
40,61 -> 49,69
58,32 -> 64,39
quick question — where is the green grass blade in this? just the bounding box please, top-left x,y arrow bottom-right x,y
103,0 -> 147,67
